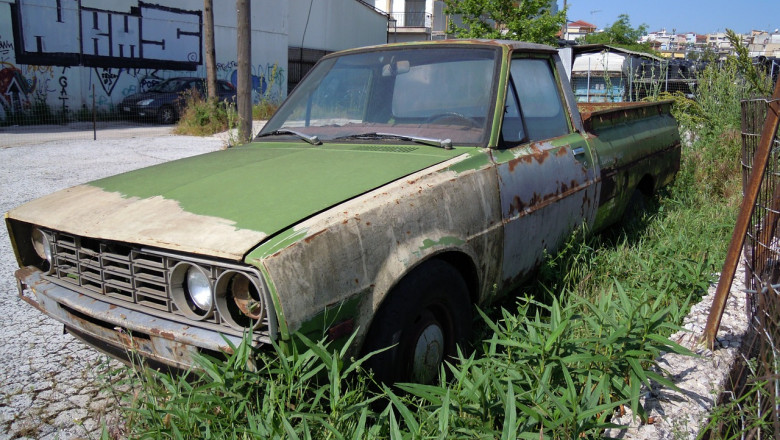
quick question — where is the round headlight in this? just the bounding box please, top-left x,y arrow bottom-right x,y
170,263 -> 214,319
186,266 -> 213,311
31,228 -> 52,271
215,271 -> 265,330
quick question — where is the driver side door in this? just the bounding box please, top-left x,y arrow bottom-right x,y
492,56 -> 598,287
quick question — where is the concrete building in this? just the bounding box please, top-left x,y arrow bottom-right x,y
376,0 -> 447,42
376,0 -> 559,43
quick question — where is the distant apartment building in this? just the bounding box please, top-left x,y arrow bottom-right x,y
641,29 -> 692,57
747,30 -> 780,57
563,20 -> 596,41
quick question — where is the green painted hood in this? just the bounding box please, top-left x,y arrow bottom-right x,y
11,142 -> 464,260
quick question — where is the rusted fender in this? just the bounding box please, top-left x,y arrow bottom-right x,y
246,150 -> 504,348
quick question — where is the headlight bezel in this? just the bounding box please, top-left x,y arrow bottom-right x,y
215,270 -> 266,330
31,227 -> 53,274
171,262 -> 214,320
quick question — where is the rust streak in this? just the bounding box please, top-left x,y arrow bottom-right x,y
510,179 -> 598,218
303,229 -> 327,244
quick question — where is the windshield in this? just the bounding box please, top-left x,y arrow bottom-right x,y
259,46 -> 500,145
151,79 -> 194,93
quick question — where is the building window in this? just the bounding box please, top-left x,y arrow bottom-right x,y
405,0 -> 425,27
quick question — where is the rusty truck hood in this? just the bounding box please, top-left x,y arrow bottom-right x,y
8,142 -> 465,260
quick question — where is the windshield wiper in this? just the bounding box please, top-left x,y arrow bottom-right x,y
333,132 -> 453,150
255,129 -> 322,145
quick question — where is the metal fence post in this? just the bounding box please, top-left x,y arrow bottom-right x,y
92,84 -> 96,141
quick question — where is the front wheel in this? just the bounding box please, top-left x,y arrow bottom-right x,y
157,105 -> 177,124
362,260 -> 472,384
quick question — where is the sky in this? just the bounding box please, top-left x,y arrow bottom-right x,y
559,0 -> 780,35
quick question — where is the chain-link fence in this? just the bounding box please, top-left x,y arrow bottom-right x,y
0,78 -> 232,148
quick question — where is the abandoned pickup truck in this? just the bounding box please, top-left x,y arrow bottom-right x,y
6,40 -> 680,383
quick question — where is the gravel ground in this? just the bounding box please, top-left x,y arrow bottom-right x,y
0,129 -> 224,439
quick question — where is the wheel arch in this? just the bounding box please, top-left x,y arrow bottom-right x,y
636,173 -> 655,197
434,251 -> 481,306
363,248 -> 480,335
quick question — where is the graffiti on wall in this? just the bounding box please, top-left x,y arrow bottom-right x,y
11,0 -> 202,71
1,1 -> 287,122
227,63 -> 286,104
0,61 -> 34,116
0,37 -> 13,56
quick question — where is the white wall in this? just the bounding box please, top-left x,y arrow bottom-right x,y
0,0 -> 287,122
290,0 -> 388,51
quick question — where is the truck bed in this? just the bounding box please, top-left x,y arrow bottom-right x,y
578,101 -> 675,131
578,100 -> 681,230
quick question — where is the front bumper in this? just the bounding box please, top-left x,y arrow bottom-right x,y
16,266 -> 245,369
120,105 -> 160,119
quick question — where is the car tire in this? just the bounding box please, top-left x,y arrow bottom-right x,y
362,259 -> 472,384
158,105 -> 177,124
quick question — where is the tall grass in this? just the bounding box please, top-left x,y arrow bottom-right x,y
175,92 -> 279,137
101,55 -> 758,439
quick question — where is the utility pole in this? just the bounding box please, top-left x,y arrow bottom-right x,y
236,0 -> 252,144
204,0 -> 217,100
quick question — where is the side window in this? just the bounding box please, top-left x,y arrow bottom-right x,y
501,78 -> 526,144
510,58 -> 570,141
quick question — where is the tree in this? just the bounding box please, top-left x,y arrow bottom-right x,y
444,0 -> 566,45
581,14 -> 650,51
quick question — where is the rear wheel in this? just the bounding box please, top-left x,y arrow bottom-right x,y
363,260 -> 472,384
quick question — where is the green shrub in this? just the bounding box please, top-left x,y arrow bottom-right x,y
174,91 -> 235,136
253,100 -> 279,120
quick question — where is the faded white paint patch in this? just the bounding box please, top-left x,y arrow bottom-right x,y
8,185 -> 267,260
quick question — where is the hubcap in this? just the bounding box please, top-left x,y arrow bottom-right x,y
411,323 -> 445,383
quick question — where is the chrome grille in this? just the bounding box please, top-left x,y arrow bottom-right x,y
42,230 -> 273,338
52,233 -> 173,312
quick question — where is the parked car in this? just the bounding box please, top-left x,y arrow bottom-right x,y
7,40 -> 680,384
119,77 -> 236,124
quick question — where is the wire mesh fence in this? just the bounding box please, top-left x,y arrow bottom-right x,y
742,98 -> 780,292
571,56 -> 701,103
711,97 -> 780,438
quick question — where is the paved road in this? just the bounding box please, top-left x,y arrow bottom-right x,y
0,130 -> 224,439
